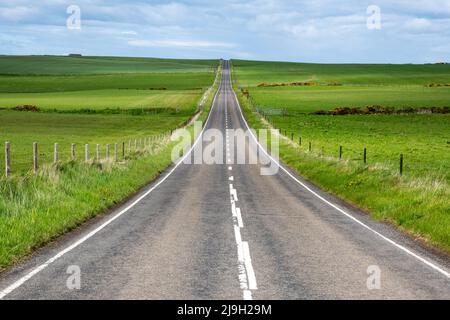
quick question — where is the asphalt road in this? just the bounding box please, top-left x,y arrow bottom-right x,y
0,61 -> 449,300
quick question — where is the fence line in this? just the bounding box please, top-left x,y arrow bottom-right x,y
274,126 -> 407,176
242,87 -> 409,177
2,131 -> 172,177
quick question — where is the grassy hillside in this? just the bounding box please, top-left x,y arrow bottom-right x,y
233,59 -> 450,112
232,59 -> 450,252
233,59 -> 450,86
0,55 -> 217,75
0,73 -> 213,93
248,86 -> 450,113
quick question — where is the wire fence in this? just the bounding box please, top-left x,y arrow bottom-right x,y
1,63 -> 223,178
1,131 -> 173,177
242,88 -> 450,181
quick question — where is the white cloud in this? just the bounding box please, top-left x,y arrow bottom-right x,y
128,39 -> 235,48
404,18 -> 432,30
0,6 -> 38,22
121,31 -> 138,36
0,0 -> 449,62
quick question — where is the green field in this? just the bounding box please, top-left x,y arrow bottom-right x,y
232,59 -> 450,181
0,110 -> 190,173
0,73 -> 213,93
233,60 -> 450,86
232,59 -> 450,251
233,60 -> 450,113
0,56 -> 216,112
248,86 -> 450,113
0,56 -> 219,174
0,89 -> 200,111
0,55 -> 217,75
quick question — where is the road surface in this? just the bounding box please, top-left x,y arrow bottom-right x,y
0,61 -> 449,300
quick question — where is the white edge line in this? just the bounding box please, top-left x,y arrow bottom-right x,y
231,80 -> 450,280
235,208 -> 244,228
243,290 -> 252,300
242,241 -> 258,290
234,225 -> 243,248
0,69 -> 225,299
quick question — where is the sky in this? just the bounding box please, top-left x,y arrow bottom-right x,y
1,0 -> 450,63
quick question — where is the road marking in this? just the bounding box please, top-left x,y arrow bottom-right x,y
234,225 -> 243,244
231,80 -> 450,280
0,70 -> 226,300
242,241 -> 257,290
225,83 -> 257,299
230,185 -> 238,201
235,207 -> 244,228
243,290 -> 252,300
231,201 -> 237,216
230,185 -> 257,299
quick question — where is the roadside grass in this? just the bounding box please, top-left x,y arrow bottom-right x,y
232,60 -> 450,252
0,61 -> 222,270
0,139 -> 176,268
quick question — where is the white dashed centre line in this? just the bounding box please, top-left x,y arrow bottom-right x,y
225,95 -> 257,300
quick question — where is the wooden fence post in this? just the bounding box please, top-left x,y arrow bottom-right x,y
400,154 -> 404,176
114,143 -> 118,162
299,137 -> 301,146
309,142 -> 312,152
134,139 -> 137,151
364,148 -> 367,164
122,142 -> 125,160
106,144 -> 110,160
71,144 -> 75,161
54,143 -> 58,163
85,144 -> 89,162
96,144 -> 100,161
339,146 -> 343,160
5,142 -> 10,177
33,142 -> 38,173
129,139 -> 132,153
